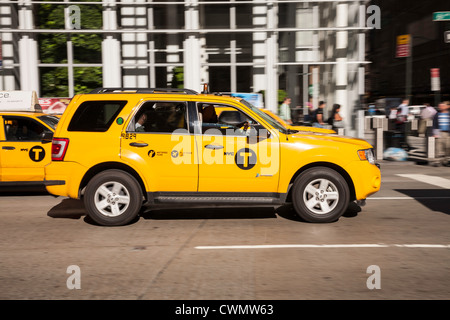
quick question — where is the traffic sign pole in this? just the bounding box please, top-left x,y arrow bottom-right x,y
445,31 -> 450,44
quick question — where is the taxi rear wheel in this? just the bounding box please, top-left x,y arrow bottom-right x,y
84,170 -> 142,226
292,167 -> 349,223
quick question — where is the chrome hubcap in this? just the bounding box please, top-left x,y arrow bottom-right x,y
94,181 -> 130,217
303,178 -> 339,214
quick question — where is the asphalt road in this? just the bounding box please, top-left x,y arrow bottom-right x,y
0,161 -> 449,301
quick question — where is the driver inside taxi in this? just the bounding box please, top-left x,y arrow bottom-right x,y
201,105 -> 218,123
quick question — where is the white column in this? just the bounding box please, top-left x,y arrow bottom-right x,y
311,4 -> 320,110
121,0 -> 148,88
0,3 -> 15,90
230,1 -> 237,93
102,0 -> 122,88
335,3 -> 348,130
18,0 -> 39,94
252,0 -> 266,98
184,0 -> 201,92
357,4 -> 367,138
147,4 -> 155,88
167,5 -> 180,86
265,2 -> 278,113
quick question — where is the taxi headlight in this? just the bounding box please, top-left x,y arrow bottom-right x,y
358,148 -> 375,165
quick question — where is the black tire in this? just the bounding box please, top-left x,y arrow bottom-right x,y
83,170 -> 142,226
292,167 -> 350,223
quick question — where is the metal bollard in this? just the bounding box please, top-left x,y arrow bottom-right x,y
357,110 -> 365,138
372,117 -> 385,161
427,136 -> 436,159
410,119 -> 418,131
425,120 -> 435,160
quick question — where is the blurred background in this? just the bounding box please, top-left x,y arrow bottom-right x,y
0,0 -> 448,138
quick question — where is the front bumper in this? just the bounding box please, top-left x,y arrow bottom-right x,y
345,160 -> 381,200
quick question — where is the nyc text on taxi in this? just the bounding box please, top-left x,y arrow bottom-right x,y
45,88 -> 381,226
0,94 -> 60,186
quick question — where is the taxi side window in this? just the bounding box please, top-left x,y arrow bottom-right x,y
68,100 -> 127,132
198,104 -> 256,135
131,102 -> 187,133
4,117 -> 50,141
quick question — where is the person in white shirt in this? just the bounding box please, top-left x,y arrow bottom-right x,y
396,99 -> 409,123
279,97 -> 292,124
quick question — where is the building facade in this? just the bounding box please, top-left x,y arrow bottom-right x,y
368,0 -> 450,106
0,0 -> 371,135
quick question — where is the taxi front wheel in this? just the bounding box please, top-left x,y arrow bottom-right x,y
84,170 -> 143,226
292,167 -> 350,223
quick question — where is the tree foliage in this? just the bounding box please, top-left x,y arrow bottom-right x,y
37,2 -> 103,97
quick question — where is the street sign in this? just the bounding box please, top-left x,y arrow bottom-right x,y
396,34 -> 410,58
433,12 -> 450,21
445,31 -> 450,44
431,68 -> 440,92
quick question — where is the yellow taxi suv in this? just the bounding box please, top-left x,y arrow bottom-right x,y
45,88 -> 380,226
0,91 -> 60,187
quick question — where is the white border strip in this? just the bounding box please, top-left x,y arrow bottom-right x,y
368,196 -> 450,200
195,244 -> 450,250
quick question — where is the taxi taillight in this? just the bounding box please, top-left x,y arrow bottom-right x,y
52,138 -> 69,161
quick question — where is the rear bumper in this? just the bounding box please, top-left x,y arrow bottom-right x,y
45,161 -> 85,199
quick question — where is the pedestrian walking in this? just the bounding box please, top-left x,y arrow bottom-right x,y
419,103 -> 436,136
396,98 -> 410,124
433,101 -> 450,166
312,101 -> 326,128
395,98 -> 410,150
328,103 -> 344,130
279,97 -> 292,124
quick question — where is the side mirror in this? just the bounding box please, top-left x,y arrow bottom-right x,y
41,131 -> 53,144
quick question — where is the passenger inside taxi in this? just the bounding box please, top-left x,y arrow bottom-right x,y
135,113 -> 147,132
200,105 -> 218,123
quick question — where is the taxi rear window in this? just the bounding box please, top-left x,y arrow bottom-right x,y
38,115 -> 59,130
68,100 -> 127,132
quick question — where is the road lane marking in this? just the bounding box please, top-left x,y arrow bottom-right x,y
195,244 -> 450,250
396,174 -> 450,189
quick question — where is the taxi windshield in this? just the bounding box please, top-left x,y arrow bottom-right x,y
239,99 -> 289,134
38,115 -> 60,130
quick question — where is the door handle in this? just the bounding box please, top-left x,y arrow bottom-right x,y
2,146 -> 15,150
129,142 -> 148,147
204,144 -> 224,150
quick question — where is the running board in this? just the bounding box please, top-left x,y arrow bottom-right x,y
147,192 -> 286,205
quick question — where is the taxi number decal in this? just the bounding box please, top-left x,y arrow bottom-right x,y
29,146 -> 45,162
121,132 -> 137,140
235,148 -> 257,170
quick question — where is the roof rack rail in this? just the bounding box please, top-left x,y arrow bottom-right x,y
88,88 -> 199,95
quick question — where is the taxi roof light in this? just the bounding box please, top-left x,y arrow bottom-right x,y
0,91 -> 41,112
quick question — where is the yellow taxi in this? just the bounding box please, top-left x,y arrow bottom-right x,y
45,88 -> 380,226
260,108 -> 336,134
0,109 -> 59,186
